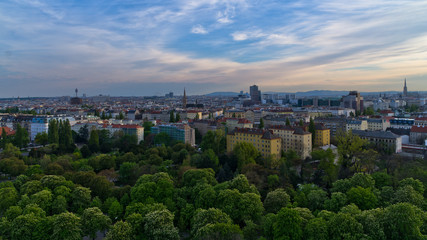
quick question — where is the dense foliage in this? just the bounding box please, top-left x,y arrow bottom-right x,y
1,127 -> 427,240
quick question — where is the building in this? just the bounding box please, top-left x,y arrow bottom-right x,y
342,91 -> 364,113
227,128 -> 281,159
30,116 -> 76,141
269,126 -> 312,159
415,117 -> 427,127
314,124 -> 330,147
250,85 -> 261,103
111,124 -> 144,143
346,120 -> 368,131
315,117 -> 347,137
389,118 -> 414,129
226,118 -> 253,131
70,88 -> 83,105
367,118 -> 390,131
403,78 -> 408,97
352,130 -> 402,153
224,109 -> 246,118
152,124 -> 196,146
192,120 -> 219,136
410,126 -> 427,145
183,88 -> 187,108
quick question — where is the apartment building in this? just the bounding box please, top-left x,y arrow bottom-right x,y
227,128 -> 281,159
269,126 -> 312,159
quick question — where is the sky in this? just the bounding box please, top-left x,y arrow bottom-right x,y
1,0 -> 427,97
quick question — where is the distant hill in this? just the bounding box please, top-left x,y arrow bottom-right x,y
205,92 -> 239,97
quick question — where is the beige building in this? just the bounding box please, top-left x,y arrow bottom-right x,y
224,109 -> 246,118
192,120 -> 218,136
226,118 -> 253,131
346,120 -> 368,131
269,126 -> 312,159
367,118 -> 390,131
227,128 -> 282,159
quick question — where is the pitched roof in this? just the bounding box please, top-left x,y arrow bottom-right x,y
411,126 -> 427,133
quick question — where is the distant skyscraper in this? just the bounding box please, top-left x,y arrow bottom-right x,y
183,88 -> 187,108
250,85 -> 261,103
342,91 -> 363,113
403,78 -> 408,97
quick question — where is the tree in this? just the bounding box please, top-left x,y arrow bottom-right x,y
191,208 -> 233,237
108,200 -> 123,221
259,118 -> 264,129
105,221 -> 133,240
327,213 -> 364,240
35,132 -> 48,146
308,117 -> 315,144
383,203 -> 423,240
324,192 -> 347,212
175,113 -> 181,122
88,130 -> 100,153
233,142 -> 260,170
52,212 -> 82,240
191,149 -> 219,170
200,130 -> 226,155
0,186 -> 18,214
312,149 -> 337,187
169,110 -> 175,123
346,186 -> 377,210
48,119 -> 59,144
304,217 -> 328,240
274,207 -> 303,240
336,130 -> 368,178
286,118 -> 291,126
10,213 -> 43,240
82,207 -> 112,239
196,223 -> 243,240
154,132 -> 171,146
71,186 -> 92,212
393,185 -> 424,207
144,209 -> 180,240
13,123 -> 29,148
264,188 -> 290,213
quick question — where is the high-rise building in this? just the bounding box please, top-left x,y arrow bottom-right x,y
403,78 -> 408,97
250,85 -> 261,103
342,91 -> 364,113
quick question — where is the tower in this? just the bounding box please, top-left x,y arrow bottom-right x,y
75,88 -> 78,97
183,88 -> 187,108
250,85 -> 261,103
403,78 -> 408,97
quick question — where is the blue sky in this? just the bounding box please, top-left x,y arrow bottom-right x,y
1,0 -> 427,97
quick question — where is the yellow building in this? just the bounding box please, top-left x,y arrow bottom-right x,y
314,124 -> 330,146
269,126 -> 312,159
225,109 -> 246,119
227,128 -> 282,159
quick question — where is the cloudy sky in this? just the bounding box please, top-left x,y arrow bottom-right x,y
1,0 -> 427,97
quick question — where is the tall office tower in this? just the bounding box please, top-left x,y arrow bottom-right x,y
250,85 -> 261,103
342,91 -> 364,113
403,78 -> 408,97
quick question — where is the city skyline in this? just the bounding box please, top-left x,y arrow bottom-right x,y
1,0 -> 427,97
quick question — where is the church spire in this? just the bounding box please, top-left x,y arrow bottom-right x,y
403,78 -> 408,97
183,88 -> 187,108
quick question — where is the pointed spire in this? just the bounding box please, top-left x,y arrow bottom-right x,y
403,78 -> 408,97
183,88 -> 187,108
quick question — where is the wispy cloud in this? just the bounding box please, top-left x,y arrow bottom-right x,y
0,0 -> 427,96
191,24 -> 208,34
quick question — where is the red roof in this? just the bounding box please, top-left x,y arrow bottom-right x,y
112,124 -> 142,129
411,126 -> 427,133
238,119 -> 252,124
0,127 -> 15,136
415,117 -> 427,121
